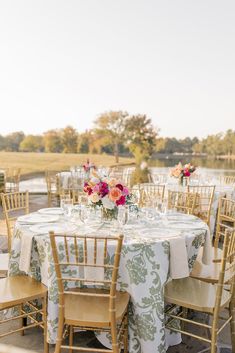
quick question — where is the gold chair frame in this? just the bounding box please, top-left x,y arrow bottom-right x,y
188,185 -> 215,227
1,191 -> 29,252
50,232 -> 129,353
165,228 -> 235,353
167,190 -> 197,214
0,275 -> 48,353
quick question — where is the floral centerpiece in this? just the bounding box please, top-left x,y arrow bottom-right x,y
83,171 -> 131,221
82,159 -> 96,180
170,162 -> 196,185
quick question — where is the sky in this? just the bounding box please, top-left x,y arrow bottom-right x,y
0,0 -> 234,139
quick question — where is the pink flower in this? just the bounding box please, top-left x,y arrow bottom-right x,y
183,169 -> 191,177
109,187 -> 122,202
116,195 -> 126,206
116,183 -> 124,191
122,187 -> 129,196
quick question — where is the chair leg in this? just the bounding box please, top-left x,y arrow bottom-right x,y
43,296 -> 49,353
181,307 -> 188,330
20,304 -> 25,336
69,326 -> 73,353
210,329 -> 218,353
123,315 -> 128,353
229,299 -> 235,352
55,316 -> 64,353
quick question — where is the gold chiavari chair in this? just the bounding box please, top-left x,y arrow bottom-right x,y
4,168 -> 21,193
0,172 -> 5,193
213,198 -> 235,261
0,275 -> 48,353
132,183 -> 165,207
190,198 -> 235,271
219,175 -> 235,185
165,227 -> 235,353
167,190 -> 197,214
45,170 -> 59,207
187,185 -> 215,227
0,191 -> 29,277
50,232 -> 129,353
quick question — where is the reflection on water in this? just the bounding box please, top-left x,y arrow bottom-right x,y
150,157 -> 235,175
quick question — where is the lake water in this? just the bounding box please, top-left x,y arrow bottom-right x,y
150,157 -> 235,175
19,158 -> 235,193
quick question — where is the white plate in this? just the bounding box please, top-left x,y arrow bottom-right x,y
30,223 -> 78,235
38,208 -> 64,215
18,214 -> 59,224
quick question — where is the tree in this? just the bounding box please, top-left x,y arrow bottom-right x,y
0,135 -> 6,150
44,129 -> 63,153
125,115 -> 158,164
94,111 -> 129,163
4,131 -> 25,151
61,126 -> 78,153
20,135 -> 44,152
223,129 -> 235,155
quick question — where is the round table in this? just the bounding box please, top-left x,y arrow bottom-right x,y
9,209 -> 211,353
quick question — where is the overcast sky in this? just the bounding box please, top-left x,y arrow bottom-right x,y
0,0 -> 234,138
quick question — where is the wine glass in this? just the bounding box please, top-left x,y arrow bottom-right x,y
80,206 -> 90,224
60,195 -> 73,218
118,206 -> 129,228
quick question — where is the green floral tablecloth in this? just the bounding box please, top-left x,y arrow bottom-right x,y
9,213 -> 209,353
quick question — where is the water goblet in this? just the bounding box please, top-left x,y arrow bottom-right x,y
118,206 -> 129,228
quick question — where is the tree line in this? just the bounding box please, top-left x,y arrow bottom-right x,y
0,111 -> 234,163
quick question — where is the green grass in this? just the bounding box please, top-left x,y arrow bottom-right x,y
0,152 -> 134,177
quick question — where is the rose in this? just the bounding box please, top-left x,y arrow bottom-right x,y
116,183 -> 124,191
102,195 -> 115,210
109,187 -> 122,202
183,169 -> 191,177
122,187 -> 129,196
89,192 -> 100,203
99,182 -> 109,197
116,195 -> 126,206
84,183 -> 93,195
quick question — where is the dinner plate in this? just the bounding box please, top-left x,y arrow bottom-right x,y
38,208 -> 64,215
18,213 -> 59,224
30,223 -> 78,235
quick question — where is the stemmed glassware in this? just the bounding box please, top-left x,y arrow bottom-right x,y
117,206 -> 129,229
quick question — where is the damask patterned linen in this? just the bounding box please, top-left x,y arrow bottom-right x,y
8,214 -> 208,353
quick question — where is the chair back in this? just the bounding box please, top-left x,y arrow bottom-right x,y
187,185 -> 215,226
214,198 -> 235,248
132,183 -> 165,207
213,228 -> 235,317
49,232 -> 124,323
219,175 -> 235,185
1,191 -> 29,251
167,190 -> 197,214
4,168 -> 21,193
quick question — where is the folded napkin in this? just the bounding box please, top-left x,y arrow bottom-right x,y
201,225 -> 212,265
19,233 -> 34,273
84,239 -> 105,282
169,237 -> 190,279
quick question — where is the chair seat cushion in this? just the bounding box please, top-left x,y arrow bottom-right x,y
196,246 -> 223,263
165,277 -> 231,313
0,276 -> 47,310
64,290 -> 130,328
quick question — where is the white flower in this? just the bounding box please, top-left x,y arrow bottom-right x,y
90,177 -> 100,184
102,195 -> 115,210
89,193 -> 100,203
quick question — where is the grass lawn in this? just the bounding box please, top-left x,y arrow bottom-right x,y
0,152 -> 134,177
